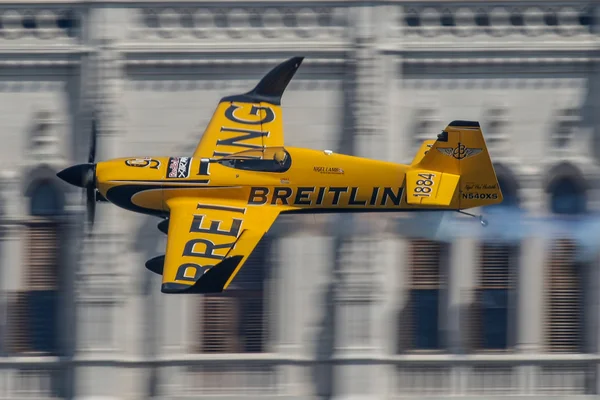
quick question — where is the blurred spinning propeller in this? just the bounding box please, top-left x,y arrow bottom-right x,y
56,113 -> 99,230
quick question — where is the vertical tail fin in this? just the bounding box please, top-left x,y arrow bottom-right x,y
406,121 -> 503,209
411,139 -> 436,166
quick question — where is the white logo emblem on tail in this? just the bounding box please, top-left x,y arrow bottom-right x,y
437,143 -> 482,160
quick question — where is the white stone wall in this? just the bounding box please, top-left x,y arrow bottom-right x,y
0,1 -> 595,400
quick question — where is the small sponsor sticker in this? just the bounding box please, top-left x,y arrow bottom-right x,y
313,166 -> 344,175
464,182 -> 498,191
167,157 -> 191,179
125,158 -> 161,169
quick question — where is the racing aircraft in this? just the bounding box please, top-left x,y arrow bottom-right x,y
57,56 -> 503,294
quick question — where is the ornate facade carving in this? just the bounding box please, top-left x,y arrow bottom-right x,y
128,6 -> 348,42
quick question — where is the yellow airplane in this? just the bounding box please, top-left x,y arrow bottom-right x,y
57,57 -> 503,294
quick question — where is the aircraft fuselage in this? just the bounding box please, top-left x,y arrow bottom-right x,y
92,147 -> 413,218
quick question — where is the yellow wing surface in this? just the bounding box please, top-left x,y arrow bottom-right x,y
158,198 -> 279,294
192,57 -> 303,159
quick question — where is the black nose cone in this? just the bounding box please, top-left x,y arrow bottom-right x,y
57,163 -> 94,188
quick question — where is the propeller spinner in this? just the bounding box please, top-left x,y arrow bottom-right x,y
56,114 -> 99,228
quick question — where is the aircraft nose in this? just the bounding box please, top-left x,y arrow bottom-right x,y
57,163 -> 95,188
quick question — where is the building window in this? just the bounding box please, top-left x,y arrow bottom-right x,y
472,243 -> 516,351
7,180 -> 63,355
552,107 -> 579,149
546,238 -> 583,352
545,175 -> 586,352
399,239 -> 446,352
473,172 -> 519,351
196,237 -> 271,353
550,177 -> 586,215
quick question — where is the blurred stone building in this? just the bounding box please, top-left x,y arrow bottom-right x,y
0,0 -> 598,399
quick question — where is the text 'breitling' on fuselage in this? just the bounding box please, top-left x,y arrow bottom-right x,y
247,186 -> 404,207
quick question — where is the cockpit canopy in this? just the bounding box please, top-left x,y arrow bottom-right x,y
217,147 -> 291,173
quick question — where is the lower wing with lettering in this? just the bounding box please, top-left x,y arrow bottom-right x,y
160,198 -> 279,294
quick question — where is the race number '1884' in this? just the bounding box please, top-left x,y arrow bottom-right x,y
413,173 -> 435,197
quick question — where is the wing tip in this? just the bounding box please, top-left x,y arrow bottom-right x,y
160,255 -> 244,294
221,56 -> 304,106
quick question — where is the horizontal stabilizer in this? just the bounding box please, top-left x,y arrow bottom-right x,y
405,169 -> 459,206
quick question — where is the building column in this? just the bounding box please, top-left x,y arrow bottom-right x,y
0,171 -> 25,398
0,170 -> 25,300
275,229 -> 335,398
587,251 -> 600,395
351,5 -> 387,161
74,6 -> 135,399
447,237 -> 477,395
331,234 -> 381,400
0,171 -> 26,384
515,182 -> 547,394
516,236 -> 546,354
447,237 -> 477,354
330,4 -> 394,399
378,233 -> 407,397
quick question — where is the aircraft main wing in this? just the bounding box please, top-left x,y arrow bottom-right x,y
192,57 -> 303,159
158,198 -> 279,294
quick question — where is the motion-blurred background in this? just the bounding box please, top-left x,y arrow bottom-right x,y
2,0 -> 599,399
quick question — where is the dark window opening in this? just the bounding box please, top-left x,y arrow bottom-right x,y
8,179 -> 64,356
547,238 -> 584,353
550,177 -> 586,215
30,181 -> 62,217
475,12 -> 490,27
480,289 -> 509,349
440,11 -> 455,27
198,237 -> 270,354
405,13 -> 420,27
472,242 -> 515,352
398,239 -> 445,352
411,289 -> 440,349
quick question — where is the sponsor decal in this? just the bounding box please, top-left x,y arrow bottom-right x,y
464,182 -> 498,191
247,186 -> 403,207
461,192 -> 498,200
174,203 -> 246,284
212,103 -> 273,158
125,158 -> 161,169
437,142 -> 482,160
167,157 -> 191,179
224,104 -> 275,125
314,166 -> 345,175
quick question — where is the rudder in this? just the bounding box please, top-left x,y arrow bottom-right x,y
410,120 -> 503,209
